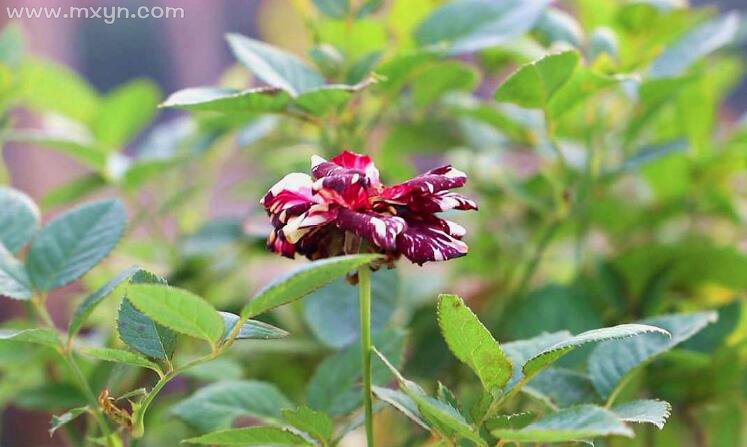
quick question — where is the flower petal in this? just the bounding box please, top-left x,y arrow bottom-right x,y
408,191 -> 478,213
261,173 -> 315,217
336,209 -> 406,251
397,217 -> 468,265
381,165 -> 468,203
311,151 -> 380,185
267,228 -> 296,258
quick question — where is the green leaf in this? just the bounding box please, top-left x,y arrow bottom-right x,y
522,324 -> 670,379
437,294 -> 512,392
650,12 -> 740,79
415,0 -> 551,54
19,58 -> 99,123
79,347 -> 161,374
485,411 -> 535,431
160,87 -> 291,113
0,328 -> 58,348
50,406 -> 89,436
4,129 -> 108,171
313,0 -> 350,19
281,406 -> 333,444
40,173 -> 107,210
0,186 -> 40,253
611,399 -> 671,430
304,268 -> 398,348
171,380 -> 292,432
494,50 -> 580,109
491,404 -> 633,442
294,80 -> 375,116
242,254 -> 380,318
412,61 -> 479,107
68,265 -> 141,338
219,312 -> 289,340
125,284 -> 224,346
117,271 -> 177,360
546,66 -> 620,119
0,247 -> 32,300
307,329 -> 405,416
372,386 -> 430,431
503,331 -> 571,390
523,368 -> 599,408
226,33 -> 325,96
183,426 -> 311,446
373,348 -> 486,446
25,199 -> 127,291
93,79 -> 161,147
588,312 -> 717,399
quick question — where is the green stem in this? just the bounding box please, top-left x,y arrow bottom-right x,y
358,266 -> 374,447
31,295 -> 119,447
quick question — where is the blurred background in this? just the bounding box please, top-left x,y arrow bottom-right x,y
1,1 -> 746,446
2,0 -> 746,198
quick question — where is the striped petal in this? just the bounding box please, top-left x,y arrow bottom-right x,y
381,165 -> 467,204
397,217 -> 468,265
337,208 -> 406,251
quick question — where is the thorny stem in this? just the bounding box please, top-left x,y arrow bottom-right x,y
30,294 -> 119,447
358,265 -> 374,446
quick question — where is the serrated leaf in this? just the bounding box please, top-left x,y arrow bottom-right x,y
0,246 -> 32,300
437,294 -> 512,392
0,186 -> 40,253
494,50 -> 579,109
161,87 -> 291,113
491,404 -> 633,442
226,34 -> 325,96
125,284 -> 224,346
485,411 -> 535,431
588,312 -> 717,399
372,386 -> 430,431
79,347 -> 161,375
242,254 -> 380,318
523,324 -> 670,379
25,199 -> 127,291
171,380 -> 292,432
0,328 -> 58,348
304,268 -> 398,348
117,270 -> 177,360
503,331 -> 571,390
373,348 -> 486,446
415,0 -> 551,55
219,312 -> 289,340
611,399 -> 671,430
68,265 -> 141,338
50,406 -> 89,436
183,426 -> 311,446
307,329 -> 405,416
650,12 -> 740,79
281,406 -> 333,444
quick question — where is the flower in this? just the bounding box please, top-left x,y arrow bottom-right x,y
260,151 -> 477,265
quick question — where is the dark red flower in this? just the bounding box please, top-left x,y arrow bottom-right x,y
260,151 -> 477,265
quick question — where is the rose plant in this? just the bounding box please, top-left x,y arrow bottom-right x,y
0,0 -> 744,446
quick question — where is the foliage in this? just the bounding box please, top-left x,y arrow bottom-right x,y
0,0 -> 745,446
